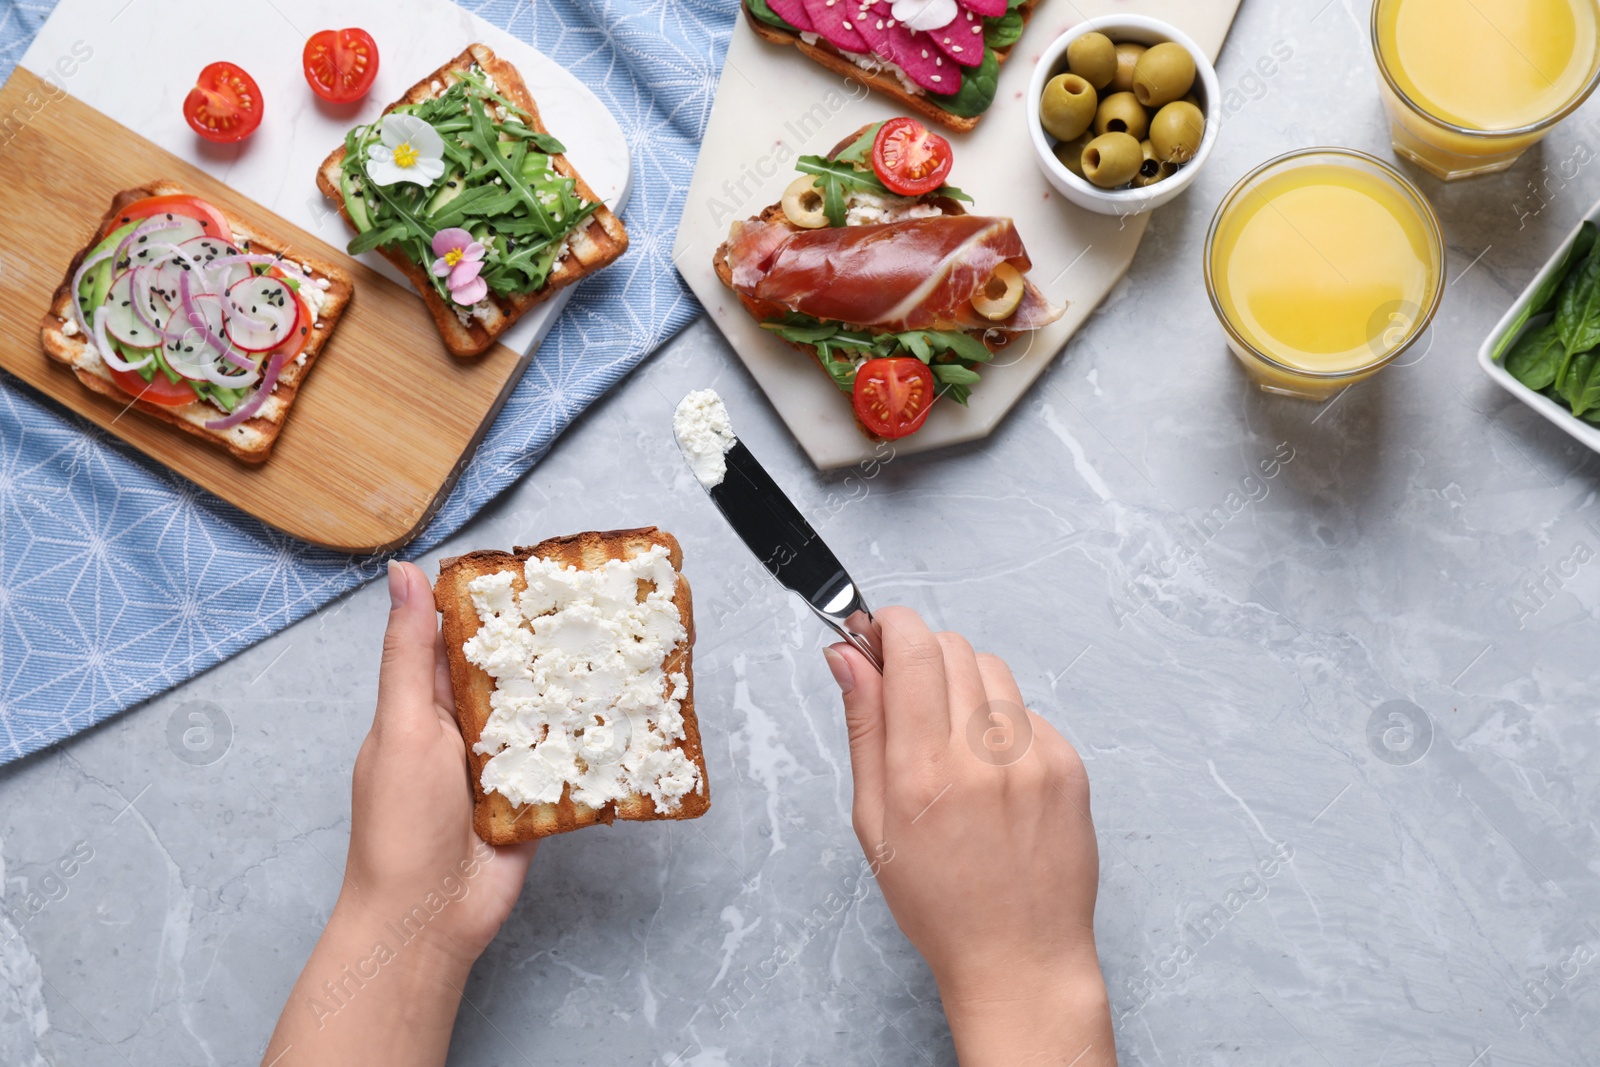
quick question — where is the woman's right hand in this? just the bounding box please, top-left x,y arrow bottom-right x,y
825,607 -> 1116,1066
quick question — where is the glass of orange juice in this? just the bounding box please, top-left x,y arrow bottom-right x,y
1372,0 -> 1600,180
1204,149 -> 1445,401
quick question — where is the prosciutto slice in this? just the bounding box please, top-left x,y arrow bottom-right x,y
726,214 -> 1064,332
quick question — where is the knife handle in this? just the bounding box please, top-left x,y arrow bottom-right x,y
812,581 -> 884,673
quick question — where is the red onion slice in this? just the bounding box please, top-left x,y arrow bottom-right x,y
205,347 -> 287,430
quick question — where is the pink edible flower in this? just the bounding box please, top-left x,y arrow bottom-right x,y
430,227 -> 488,306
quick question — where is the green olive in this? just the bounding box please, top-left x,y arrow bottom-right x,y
1051,131 -> 1094,178
1131,139 -> 1179,188
1066,32 -> 1117,90
1132,42 -> 1196,108
1149,100 -> 1205,163
1081,131 -> 1142,189
1094,91 -> 1149,141
1110,42 -> 1146,93
1039,73 -> 1098,142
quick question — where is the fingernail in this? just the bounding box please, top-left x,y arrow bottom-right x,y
387,560 -> 407,608
824,645 -> 855,695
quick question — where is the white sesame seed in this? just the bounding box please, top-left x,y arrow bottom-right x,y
970,23 -> 981,32
936,56 -> 942,65
952,45 -> 963,52
931,74 -> 941,81
921,49 -> 928,57
886,17 -> 895,25
876,18 -> 883,28
842,19 -> 852,28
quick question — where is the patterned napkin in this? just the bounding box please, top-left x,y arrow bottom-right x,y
0,0 -> 735,762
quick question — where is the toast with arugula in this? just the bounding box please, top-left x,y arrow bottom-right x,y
316,43 -> 627,358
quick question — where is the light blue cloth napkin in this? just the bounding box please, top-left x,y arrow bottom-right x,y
0,0 -> 735,763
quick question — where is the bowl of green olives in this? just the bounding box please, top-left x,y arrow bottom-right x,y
1027,16 -> 1219,216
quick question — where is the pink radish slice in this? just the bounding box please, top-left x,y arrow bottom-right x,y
955,0 -> 1005,17
859,4 -> 959,94
224,276 -> 295,352
123,216 -> 206,267
800,0 -> 870,53
890,23 -> 961,94
767,0 -> 815,31
853,1 -> 903,64
927,7 -> 984,67
103,270 -> 166,349
162,294 -> 229,380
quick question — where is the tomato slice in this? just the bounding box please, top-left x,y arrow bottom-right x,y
304,28 -> 380,103
107,364 -> 200,407
871,117 -> 954,197
852,357 -> 935,439
184,61 -> 263,143
100,195 -> 233,244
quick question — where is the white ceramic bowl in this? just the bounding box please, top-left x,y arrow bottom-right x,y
1026,16 -> 1220,217
1479,200 -> 1600,453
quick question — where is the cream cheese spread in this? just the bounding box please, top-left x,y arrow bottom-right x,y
674,389 -> 737,488
463,544 -> 700,812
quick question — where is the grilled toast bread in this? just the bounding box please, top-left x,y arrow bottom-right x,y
713,124 -> 995,427
39,180 -> 353,464
742,2 -> 1038,134
315,43 -> 628,358
435,527 -> 709,845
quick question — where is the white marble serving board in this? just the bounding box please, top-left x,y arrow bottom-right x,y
21,0 -> 632,360
674,0 -> 1241,469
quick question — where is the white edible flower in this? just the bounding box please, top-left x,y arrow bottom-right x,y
366,114 -> 446,188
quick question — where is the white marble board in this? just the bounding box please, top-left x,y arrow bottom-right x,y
674,0 -> 1243,469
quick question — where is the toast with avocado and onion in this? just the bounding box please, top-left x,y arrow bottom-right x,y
713,120 -> 1063,440
435,527 -> 710,845
316,43 -> 628,358
742,0 -> 1037,133
39,180 -> 352,464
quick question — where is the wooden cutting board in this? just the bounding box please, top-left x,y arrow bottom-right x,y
0,64 -> 520,552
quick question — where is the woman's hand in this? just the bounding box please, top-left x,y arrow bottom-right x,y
262,561 -> 537,1066
826,607 -> 1116,1066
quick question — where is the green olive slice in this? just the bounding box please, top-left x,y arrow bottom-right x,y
781,175 -> 829,229
972,263 -> 1024,321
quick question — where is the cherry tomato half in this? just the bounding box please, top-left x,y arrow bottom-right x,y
184,61 -> 264,143
304,28 -> 380,103
852,357 -> 935,439
871,117 -> 954,197
101,195 -> 233,245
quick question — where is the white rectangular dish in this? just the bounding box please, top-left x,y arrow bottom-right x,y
1478,200 -> 1600,453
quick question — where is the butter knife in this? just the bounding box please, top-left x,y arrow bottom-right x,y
673,391 -> 884,671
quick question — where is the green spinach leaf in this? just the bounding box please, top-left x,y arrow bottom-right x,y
1492,224 -> 1595,362
937,47 -> 999,119
1556,245 -> 1600,386
1561,350 -> 1598,412
744,0 -> 799,32
984,12 -> 1025,49
1504,320 -> 1565,391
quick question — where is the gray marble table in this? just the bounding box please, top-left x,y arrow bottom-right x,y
6,0 -> 1600,1063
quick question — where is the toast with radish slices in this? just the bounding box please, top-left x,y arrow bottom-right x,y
743,0 -> 1038,133
315,43 -> 628,358
39,180 -> 352,464
435,528 -> 710,844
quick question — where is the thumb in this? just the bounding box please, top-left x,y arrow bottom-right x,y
375,561 -> 443,737
827,642 -> 886,851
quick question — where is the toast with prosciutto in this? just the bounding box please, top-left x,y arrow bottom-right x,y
714,117 -> 1063,440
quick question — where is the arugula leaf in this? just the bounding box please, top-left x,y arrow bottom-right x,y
937,47 -> 1000,119
498,122 -> 567,154
1556,246 -> 1600,386
452,66 -> 531,123
796,154 -> 973,226
348,222 -> 410,256
1505,319 -> 1565,391
933,364 -> 982,386
833,124 -> 881,167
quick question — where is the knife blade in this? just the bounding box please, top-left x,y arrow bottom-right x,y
674,391 -> 883,671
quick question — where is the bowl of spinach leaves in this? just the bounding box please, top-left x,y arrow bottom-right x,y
1481,215 -> 1600,448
